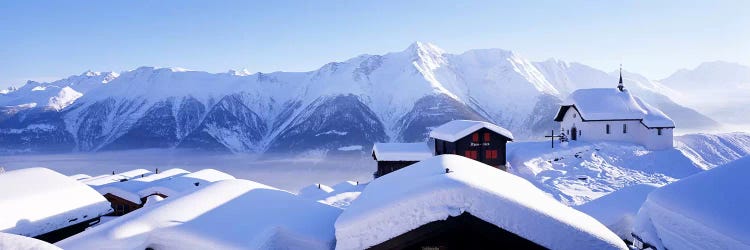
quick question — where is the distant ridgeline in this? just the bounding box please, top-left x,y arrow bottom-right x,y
0,43 -> 718,155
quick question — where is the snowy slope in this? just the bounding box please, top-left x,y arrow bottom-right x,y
674,132 -> 750,169
659,61 -> 750,125
0,42 -> 720,154
508,141 -> 700,205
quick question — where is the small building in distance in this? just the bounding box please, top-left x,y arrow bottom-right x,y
86,168 -> 234,215
553,69 -> 675,150
430,120 -> 514,170
0,168 -> 112,243
371,142 -> 433,178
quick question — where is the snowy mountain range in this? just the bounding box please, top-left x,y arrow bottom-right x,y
658,61 -> 750,125
0,42 -> 721,154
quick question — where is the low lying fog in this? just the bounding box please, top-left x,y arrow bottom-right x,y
0,149 -> 376,193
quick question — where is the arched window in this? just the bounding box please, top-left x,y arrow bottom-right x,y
623,124 -> 628,134
606,124 -> 610,134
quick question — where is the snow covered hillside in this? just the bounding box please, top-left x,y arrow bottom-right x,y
659,61 -> 750,125
508,132 -> 750,206
0,42 -> 717,154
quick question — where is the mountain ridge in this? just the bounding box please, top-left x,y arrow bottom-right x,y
0,42 -> 721,155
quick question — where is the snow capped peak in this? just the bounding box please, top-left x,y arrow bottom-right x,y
81,70 -> 99,77
405,41 -> 445,55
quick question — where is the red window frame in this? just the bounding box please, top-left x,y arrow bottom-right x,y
484,132 -> 490,142
472,133 -> 479,142
464,150 -> 477,159
485,150 -> 498,159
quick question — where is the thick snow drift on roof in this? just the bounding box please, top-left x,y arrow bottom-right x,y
0,232 -> 62,250
576,184 -> 660,239
68,173 -> 92,181
56,179 -> 342,250
137,169 -> 235,198
94,168 -> 190,204
335,155 -> 626,250
633,156 -> 750,249
0,168 -> 112,237
429,120 -> 514,142
562,88 -> 674,128
372,142 -> 432,161
81,169 -> 152,186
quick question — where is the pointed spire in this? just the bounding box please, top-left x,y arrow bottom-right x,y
617,64 -> 625,92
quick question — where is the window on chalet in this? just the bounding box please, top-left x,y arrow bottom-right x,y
606,124 -> 610,134
472,133 -> 479,142
464,150 -> 477,159
485,150 -> 498,159
623,124 -> 628,134
484,132 -> 490,142
658,128 -> 662,136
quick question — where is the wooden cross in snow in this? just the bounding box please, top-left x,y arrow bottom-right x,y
544,130 -> 564,148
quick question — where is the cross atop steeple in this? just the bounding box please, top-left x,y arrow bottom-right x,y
617,64 -> 624,92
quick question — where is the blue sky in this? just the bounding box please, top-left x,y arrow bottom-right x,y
1,0 -> 748,88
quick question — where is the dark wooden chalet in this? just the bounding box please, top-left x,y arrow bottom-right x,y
372,142 -> 433,178
430,120 -> 514,170
369,212 -> 545,250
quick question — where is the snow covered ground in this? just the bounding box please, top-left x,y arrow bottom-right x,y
506,132 -> 750,206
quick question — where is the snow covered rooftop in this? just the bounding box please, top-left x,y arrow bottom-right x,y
633,156 -> 750,249
94,168 -> 190,204
429,120 -> 514,142
334,155 -> 626,250
93,168 -> 234,204
137,169 -> 235,198
555,88 -> 675,128
81,169 -> 152,186
0,168 -> 112,238
56,179 -> 342,250
0,232 -> 62,250
372,142 -> 432,161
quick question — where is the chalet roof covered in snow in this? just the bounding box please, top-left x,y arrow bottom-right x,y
632,156 -> 750,249
94,168 -> 233,204
135,169 -> 235,198
554,88 -> 675,128
56,179 -> 342,250
0,168 -> 112,237
81,169 -> 152,186
372,142 -> 433,161
429,120 -> 514,142
94,168 -> 190,204
334,155 -> 626,250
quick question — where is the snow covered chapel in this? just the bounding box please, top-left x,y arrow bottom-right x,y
553,69 -> 675,150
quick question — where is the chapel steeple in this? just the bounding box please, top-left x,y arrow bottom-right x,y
617,64 -> 624,92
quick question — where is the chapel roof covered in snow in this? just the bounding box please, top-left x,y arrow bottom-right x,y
334,155 -> 626,250
0,168 -> 112,237
632,156 -> 750,250
429,120 -> 514,142
554,88 -> 675,128
372,142 -> 433,161
56,179 -> 342,250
